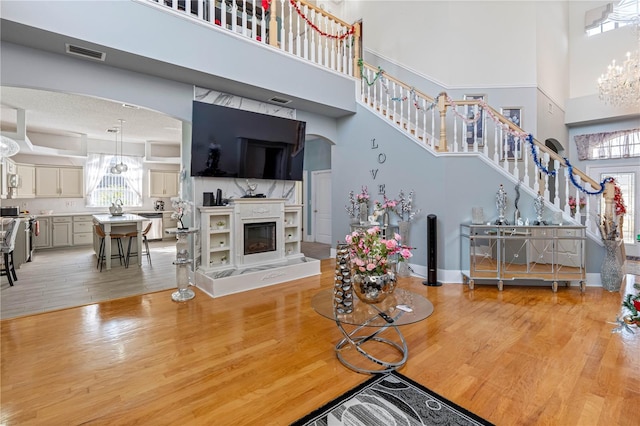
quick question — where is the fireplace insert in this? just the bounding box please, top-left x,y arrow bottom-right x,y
244,222 -> 276,255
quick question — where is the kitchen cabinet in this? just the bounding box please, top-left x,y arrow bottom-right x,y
52,216 -> 73,247
15,164 -> 36,198
73,215 -> 94,245
149,170 -> 179,197
1,158 -> 16,199
35,166 -> 83,198
34,217 -> 51,249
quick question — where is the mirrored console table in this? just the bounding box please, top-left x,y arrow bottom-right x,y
460,223 -> 587,292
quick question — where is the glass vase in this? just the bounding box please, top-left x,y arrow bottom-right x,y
172,230 -> 196,302
601,239 -> 623,292
397,221 -> 411,277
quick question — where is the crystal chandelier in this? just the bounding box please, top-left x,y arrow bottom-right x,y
597,50 -> 640,107
0,136 -> 20,158
597,0 -> 640,107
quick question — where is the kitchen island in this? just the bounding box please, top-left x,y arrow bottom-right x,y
92,214 -> 145,270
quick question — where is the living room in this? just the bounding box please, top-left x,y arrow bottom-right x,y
1,0 -> 638,424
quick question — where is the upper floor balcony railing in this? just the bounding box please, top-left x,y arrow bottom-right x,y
146,0 -> 361,78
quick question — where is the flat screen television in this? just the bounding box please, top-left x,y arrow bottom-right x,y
191,101 -> 306,181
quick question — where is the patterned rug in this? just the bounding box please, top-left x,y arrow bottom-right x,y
291,371 -> 494,426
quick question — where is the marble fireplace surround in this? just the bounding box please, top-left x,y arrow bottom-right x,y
195,198 -> 320,298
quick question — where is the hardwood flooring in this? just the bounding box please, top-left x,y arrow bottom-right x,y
0,241 -> 177,319
1,260 -> 639,425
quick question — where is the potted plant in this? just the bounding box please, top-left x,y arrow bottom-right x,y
216,220 -> 225,229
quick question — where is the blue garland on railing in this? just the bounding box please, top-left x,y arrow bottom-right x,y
527,134 -> 556,177
564,158 -> 613,195
526,134 -> 612,195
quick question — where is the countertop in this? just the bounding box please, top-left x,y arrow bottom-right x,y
30,210 -> 169,218
92,213 -> 147,224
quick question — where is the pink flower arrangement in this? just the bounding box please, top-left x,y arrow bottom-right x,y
345,226 -> 412,275
375,194 -> 398,211
356,186 -> 370,202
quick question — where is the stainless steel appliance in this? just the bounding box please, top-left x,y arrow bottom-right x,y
0,206 -> 20,217
138,212 -> 163,240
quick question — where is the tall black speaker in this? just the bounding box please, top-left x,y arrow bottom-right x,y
423,214 -> 442,286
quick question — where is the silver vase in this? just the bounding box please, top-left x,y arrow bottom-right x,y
333,243 -> 353,313
358,202 -> 368,224
397,221 -> 410,277
601,239 -> 623,292
352,263 -> 397,304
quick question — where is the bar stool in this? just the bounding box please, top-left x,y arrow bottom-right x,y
125,222 -> 152,268
94,225 -> 126,271
1,218 -> 21,286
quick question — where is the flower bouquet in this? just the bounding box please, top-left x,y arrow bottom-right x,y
345,226 -> 412,304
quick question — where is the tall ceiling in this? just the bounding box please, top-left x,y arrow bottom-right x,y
0,86 -> 182,145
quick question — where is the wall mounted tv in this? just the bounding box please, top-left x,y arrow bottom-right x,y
191,101 -> 306,181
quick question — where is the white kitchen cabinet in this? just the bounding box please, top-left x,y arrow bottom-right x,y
73,215 -> 94,246
34,217 -> 51,249
52,216 -> 73,247
15,164 -> 36,198
35,166 -> 83,198
149,170 -> 179,197
1,158 -> 16,199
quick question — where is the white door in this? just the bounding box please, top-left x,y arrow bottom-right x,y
587,165 -> 639,257
312,170 -> 332,244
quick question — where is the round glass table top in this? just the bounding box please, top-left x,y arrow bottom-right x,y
311,288 -> 434,327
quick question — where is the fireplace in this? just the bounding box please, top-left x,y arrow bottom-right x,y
244,222 -> 276,255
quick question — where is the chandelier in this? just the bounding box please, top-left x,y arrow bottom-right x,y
597,0 -> 640,107
0,136 -> 20,158
597,50 -> 640,107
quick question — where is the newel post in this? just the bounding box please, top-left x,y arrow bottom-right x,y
352,22 -> 361,78
437,92 -> 448,152
269,0 -> 278,47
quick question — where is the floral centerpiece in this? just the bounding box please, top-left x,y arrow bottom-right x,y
170,197 -> 193,229
345,226 -> 412,303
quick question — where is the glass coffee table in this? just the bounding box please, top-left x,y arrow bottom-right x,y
311,288 -> 434,374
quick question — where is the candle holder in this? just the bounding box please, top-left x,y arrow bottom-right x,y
165,227 -> 199,302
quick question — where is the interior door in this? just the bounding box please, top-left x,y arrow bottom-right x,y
312,170 -> 331,244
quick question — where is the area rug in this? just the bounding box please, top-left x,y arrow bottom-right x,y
291,370 -> 494,426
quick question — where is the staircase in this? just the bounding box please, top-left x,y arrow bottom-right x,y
146,0 -> 616,244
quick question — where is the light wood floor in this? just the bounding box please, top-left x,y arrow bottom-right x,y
1,260 -> 638,425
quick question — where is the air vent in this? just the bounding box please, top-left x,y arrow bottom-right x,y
122,103 -> 139,109
106,128 -> 119,133
65,43 -> 106,61
268,96 -> 292,105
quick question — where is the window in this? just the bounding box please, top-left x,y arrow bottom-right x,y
574,129 -> 640,160
85,153 -> 143,207
585,0 -> 637,36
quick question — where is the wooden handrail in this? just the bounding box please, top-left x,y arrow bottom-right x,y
361,62 -> 435,104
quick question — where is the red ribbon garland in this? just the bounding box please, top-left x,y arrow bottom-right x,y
262,0 -> 354,40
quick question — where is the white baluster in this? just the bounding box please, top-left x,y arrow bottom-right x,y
523,138 -> 530,187
573,176 -> 581,221
260,0 -> 266,42
512,136 -> 520,179
493,125 -> 499,163
431,106 -> 435,149
287,1 -> 293,54
399,87 -> 405,131
221,0 -> 227,31
502,128 -> 509,171
543,153 -> 550,201
453,113 -> 458,153
482,108 -> 488,156
309,9 -> 316,62
324,16 -> 330,67
241,0 -> 247,37
555,162 -> 563,208
330,21 -> 336,70
231,0 -> 238,33
473,105 -> 479,153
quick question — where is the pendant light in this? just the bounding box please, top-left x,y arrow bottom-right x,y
110,128 -> 121,174
115,118 -> 128,173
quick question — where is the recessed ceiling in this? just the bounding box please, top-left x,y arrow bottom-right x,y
0,86 -> 182,144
